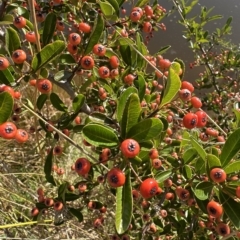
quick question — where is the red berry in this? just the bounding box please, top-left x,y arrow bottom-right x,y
12,49 -> 27,64
109,55 -> 119,69
0,122 -> 17,139
80,56 -> 95,69
0,57 -> 10,70
149,148 -> 158,159
140,178 -> 159,199
75,158 -> 91,176
31,207 -> 39,216
142,22 -> 152,33
181,81 -> 194,93
93,44 -> 106,56
152,159 -> 162,169
44,198 -> 54,207
182,113 -> 198,129
236,186 -> 240,198
107,168 -> 126,188
36,79 -> 52,94
120,139 -> 140,158
25,31 -> 38,43
68,33 -> 81,45
216,222 -> 230,237
130,11 -> 141,22
67,43 -> 78,55
15,129 -> 29,143
13,16 -> 26,28
78,22 -> 91,33
206,128 -> 219,137
54,201 -> 63,211
98,66 -> 110,78
175,187 -> 190,201
195,111 -> 207,128
191,96 -> 202,108
158,58 -> 171,70
178,89 -> 191,101
210,168 -> 226,183
207,201 -> 223,218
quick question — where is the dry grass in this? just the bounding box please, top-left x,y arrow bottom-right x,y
0,82 -> 118,239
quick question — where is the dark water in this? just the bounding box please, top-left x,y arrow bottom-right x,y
148,0 -> 240,80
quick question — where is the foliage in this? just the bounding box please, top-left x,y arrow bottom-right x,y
0,0 -> 240,239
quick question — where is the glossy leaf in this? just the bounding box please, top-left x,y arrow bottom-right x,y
120,93 -> 141,138
0,68 -> 15,85
68,208 -> 83,222
44,149 -> 56,186
183,148 -> 197,164
5,27 -> 21,53
160,63 -> 181,107
42,12 -> 57,46
193,182 -> 213,200
134,73 -> 146,102
126,118 -> 163,142
115,170 -> 133,234
183,165 -> 192,179
82,123 -> 119,147
191,137 -> 207,160
37,94 -> 48,110
119,45 -> 131,66
50,93 -> 67,112
0,92 -> 14,124
99,1 -> 116,20
224,161 -> 240,174
233,110 -> 240,128
31,40 -> 66,72
219,191 -> 240,228
220,128 -> 240,167
116,87 -> 138,122
72,94 -> 85,113
106,0 -> 119,15
155,170 -> 172,183
84,15 -> 104,55
64,193 -> 81,201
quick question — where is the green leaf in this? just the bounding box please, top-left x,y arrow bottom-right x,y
119,45 -> 131,66
191,137 -> 207,160
42,13 -> 57,46
0,14 -> 14,25
126,118 -> 162,142
155,170 -> 172,183
105,0 -> 119,16
37,94 -> 48,110
116,87 -> 138,122
220,128 -> 240,167
68,208 -> 83,222
134,73 -> 146,102
219,191 -> 240,228
50,93 -> 67,112
183,148 -> 197,164
84,15 -> 104,55
31,40 -> 66,72
193,182 -> 213,200
5,27 -> 21,54
58,182 -> 68,203
58,54 -> 76,65
72,94 -> 85,113
135,0 -> 149,8
0,68 -> 15,85
120,93 -> 141,138
224,161 -> 240,174
182,165 -> 192,179
160,63 -> 181,107
64,193 -> 81,201
99,1 -> 117,20
206,154 -> 221,177
0,92 -> 14,124
44,149 -> 56,186
155,45 -> 171,56
82,123 -> 119,147
233,110 -> 240,128
115,170 -> 133,234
